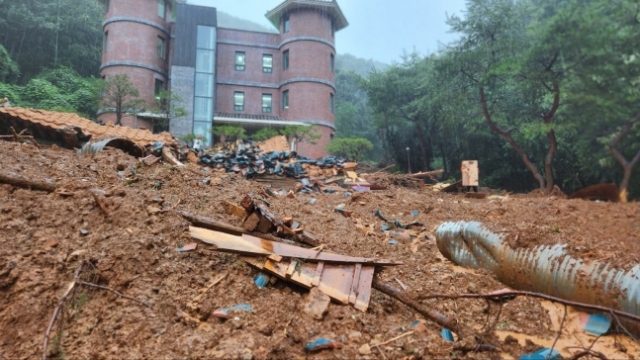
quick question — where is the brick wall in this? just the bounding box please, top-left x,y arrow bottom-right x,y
216,84 -> 280,116
99,0 -> 171,125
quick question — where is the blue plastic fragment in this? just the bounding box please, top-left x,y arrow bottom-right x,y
393,220 -> 405,228
583,313 -> 611,336
381,224 -> 391,231
254,273 -> 270,288
411,210 -> 419,216
343,192 -> 351,197
389,239 -> 398,245
216,303 -> 253,317
324,188 -> 336,194
441,328 -> 454,342
308,198 -> 317,204
519,348 -> 561,360
374,209 -> 388,221
301,178 -> 311,186
305,338 -> 340,352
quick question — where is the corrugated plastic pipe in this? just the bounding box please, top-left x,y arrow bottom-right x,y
435,221 -> 640,337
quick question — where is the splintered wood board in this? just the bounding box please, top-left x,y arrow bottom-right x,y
189,226 -> 272,256
241,234 -> 400,265
240,256 -> 374,311
461,160 -> 479,186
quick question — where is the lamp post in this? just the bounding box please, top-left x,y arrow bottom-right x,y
406,147 -> 411,174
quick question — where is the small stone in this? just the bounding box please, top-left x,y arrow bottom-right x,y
152,198 -> 163,203
203,177 -> 211,185
303,287 -> 330,320
116,164 -> 125,171
44,239 -> 58,249
79,229 -> 89,236
348,331 -> 362,340
359,344 -> 372,355
147,205 -> 162,214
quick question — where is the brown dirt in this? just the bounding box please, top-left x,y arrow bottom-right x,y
0,141 -> 638,359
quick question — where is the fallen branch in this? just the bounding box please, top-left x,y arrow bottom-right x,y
372,330 -> 414,347
373,164 -> 396,174
77,281 -> 150,308
42,262 -> 84,360
0,170 -> 57,192
162,146 -> 185,167
372,278 -> 462,337
420,289 -> 640,323
407,169 -> 444,179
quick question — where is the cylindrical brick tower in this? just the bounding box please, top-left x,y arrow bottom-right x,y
99,0 -> 171,129
267,0 -> 348,158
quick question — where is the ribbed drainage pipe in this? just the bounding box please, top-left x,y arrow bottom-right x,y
435,221 -> 640,337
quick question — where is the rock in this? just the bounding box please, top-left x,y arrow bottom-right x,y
147,205 -> 162,214
359,344 -> 372,355
79,229 -> 89,236
202,177 -> 211,185
348,331 -> 362,340
303,287 -> 330,320
187,151 -> 199,164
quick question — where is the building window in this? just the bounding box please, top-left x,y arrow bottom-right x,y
158,0 -> 165,18
330,53 -> 335,73
103,31 -> 108,52
330,133 -> 335,141
282,90 -> 289,110
157,37 -> 165,59
234,92 -> 244,111
154,79 -> 164,96
331,18 -> 335,37
235,51 -> 245,71
330,93 -> 334,113
262,94 -> 272,113
282,50 -> 289,70
263,54 -> 273,73
283,13 -> 290,33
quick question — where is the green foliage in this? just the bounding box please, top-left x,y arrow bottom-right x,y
280,125 -> 321,145
179,133 -> 206,147
152,89 -> 188,133
214,125 -> 246,141
252,128 -> 280,142
325,137 -> 373,161
0,44 -> 20,82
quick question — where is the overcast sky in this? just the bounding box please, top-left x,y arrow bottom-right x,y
187,0 -> 468,64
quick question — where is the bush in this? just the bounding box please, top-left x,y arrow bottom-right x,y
252,128 -> 280,141
325,137 -> 373,161
213,125 -> 246,141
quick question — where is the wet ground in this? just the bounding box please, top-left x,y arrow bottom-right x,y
0,141 -> 638,359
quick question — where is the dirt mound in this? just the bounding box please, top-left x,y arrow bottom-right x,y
0,141 -> 638,359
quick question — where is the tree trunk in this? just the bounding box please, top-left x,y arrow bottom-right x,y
608,114 -> 640,204
414,122 -> 430,171
544,129 -> 557,193
479,86 -> 545,189
542,80 -> 561,194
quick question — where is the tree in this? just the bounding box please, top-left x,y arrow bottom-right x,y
326,137 -> 373,161
152,89 -> 187,133
0,44 -> 19,82
213,125 -> 246,142
251,127 -> 279,142
446,0 -> 569,193
99,74 -> 145,126
280,125 -> 321,148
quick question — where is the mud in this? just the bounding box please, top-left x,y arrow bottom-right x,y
0,141 -> 638,359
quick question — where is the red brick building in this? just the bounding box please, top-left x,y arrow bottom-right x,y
99,0 -> 348,158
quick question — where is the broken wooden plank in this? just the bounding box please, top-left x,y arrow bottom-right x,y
240,233 -> 401,265
355,267 -> 375,312
189,226 -> 272,256
243,212 -> 261,231
0,170 -> 57,192
312,262 -> 325,287
241,256 -> 374,310
257,216 -> 273,233
349,263 -> 363,305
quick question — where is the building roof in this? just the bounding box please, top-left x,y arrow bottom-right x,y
265,0 -> 348,32
214,112 -> 308,127
0,107 -> 177,147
